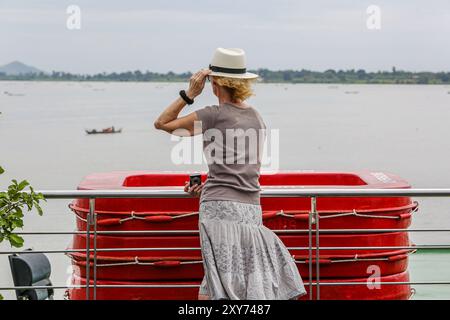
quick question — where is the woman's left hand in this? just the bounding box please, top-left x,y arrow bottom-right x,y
184,181 -> 203,197
186,69 -> 211,99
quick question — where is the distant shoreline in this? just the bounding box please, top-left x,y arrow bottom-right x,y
1,79 -> 450,85
1,68 -> 450,85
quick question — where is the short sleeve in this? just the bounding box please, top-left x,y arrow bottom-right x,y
195,105 -> 220,133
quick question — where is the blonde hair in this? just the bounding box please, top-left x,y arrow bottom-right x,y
214,76 -> 256,102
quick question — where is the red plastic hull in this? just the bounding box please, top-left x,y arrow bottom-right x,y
68,275 -> 199,300
69,231 -> 410,259
68,232 -> 410,280
70,171 -> 416,231
70,249 -> 410,281
68,271 -> 411,300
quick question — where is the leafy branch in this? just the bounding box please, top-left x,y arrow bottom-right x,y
0,166 -> 45,247
0,166 -> 45,300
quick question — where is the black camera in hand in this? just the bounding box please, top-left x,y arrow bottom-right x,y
189,173 -> 202,187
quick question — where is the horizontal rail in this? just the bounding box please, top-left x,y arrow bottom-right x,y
0,285 -> 85,290
11,228 -> 450,235
2,281 -> 450,291
3,245 -> 450,255
9,188 -> 450,198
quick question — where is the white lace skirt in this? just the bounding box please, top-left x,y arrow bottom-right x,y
198,200 -> 307,300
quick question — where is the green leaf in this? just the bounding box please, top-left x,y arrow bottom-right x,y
15,207 -> 23,218
17,180 -> 29,191
8,234 -> 24,248
0,166 -> 4,175
35,203 -> 43,216
11,219 -> 23,228
37,193 -> 46,201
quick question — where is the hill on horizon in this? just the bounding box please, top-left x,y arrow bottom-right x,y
0,61 -> 43,75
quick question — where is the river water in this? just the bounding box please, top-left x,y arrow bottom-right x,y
1,81 -> 449,299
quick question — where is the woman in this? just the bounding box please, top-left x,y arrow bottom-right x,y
154,48 -> 306,300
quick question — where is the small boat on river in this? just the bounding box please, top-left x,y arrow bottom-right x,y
85,126 -> 122,135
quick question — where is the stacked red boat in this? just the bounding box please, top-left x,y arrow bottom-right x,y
66,170 -> 417,300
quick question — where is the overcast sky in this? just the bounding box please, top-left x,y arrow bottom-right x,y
1,0 -> 449,74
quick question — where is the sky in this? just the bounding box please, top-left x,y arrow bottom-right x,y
1,0 -> 450,74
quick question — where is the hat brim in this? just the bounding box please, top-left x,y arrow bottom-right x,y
208,71 -> 259,79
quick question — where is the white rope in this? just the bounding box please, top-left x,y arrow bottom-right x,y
70,202 -> 419,223
294,249 -> 416,264
68,255 -> 204,268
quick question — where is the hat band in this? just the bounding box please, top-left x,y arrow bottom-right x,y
209,64 -> 246,74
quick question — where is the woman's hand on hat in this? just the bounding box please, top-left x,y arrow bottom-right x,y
186,69 -> 211,100
184,181 -> 203,197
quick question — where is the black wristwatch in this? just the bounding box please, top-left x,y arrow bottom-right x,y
179,90 -> 194,105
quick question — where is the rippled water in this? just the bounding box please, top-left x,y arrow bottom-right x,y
1,81 -> 449,299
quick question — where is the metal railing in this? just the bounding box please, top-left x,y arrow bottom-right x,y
1,187 -> 450,300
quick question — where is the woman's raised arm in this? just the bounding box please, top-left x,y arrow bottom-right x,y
154,69 -> 210,136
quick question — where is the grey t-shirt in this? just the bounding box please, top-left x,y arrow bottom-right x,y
195,102 -> 266,205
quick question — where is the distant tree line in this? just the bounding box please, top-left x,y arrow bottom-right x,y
1,68 -> 450,84
0,70 -> 192,82
253,68 -> 450,84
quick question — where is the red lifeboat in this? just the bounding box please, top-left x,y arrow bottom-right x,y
66,171 -> 416,300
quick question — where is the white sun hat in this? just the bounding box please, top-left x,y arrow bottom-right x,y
208,47 -> 258,79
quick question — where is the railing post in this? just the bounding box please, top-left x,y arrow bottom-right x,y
85,198 -> 96,300
85,199 -> 91,300
308,197 -> 315,300
311,196 -> 320,300
92,198 -> 97,300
